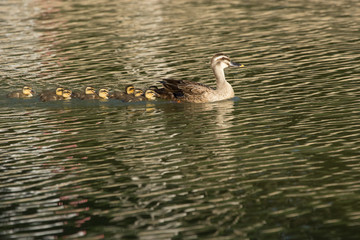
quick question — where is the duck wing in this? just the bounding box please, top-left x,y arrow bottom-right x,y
159,79 -> 214,100
156,79 -> 214,102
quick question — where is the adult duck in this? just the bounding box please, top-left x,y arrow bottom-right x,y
155,53 -> 244,103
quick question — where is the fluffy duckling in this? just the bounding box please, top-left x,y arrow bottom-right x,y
83,88 -> 109,100
123,88 -> 144,102
40,89 -> 72,101
72,86 -> 96,99
39,87 -> 64,98
136,89 -> 159,101
110,85 -> 135,100
7,86 -> 34,98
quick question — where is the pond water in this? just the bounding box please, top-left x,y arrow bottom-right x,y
1,0 -> 360,239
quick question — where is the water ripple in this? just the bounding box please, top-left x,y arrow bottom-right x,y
1,0 -> 360,239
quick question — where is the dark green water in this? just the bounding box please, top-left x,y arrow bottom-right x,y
1,0 -> 360,239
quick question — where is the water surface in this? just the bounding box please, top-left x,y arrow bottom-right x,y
1,0 -> 360,239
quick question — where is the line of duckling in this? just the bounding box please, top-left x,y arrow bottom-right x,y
6,85 -> 159,102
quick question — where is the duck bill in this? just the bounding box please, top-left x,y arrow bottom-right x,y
230,61 -> 244,67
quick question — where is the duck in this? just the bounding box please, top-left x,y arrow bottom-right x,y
83,88 -> 109,100
138,89 -> 159,101
154,53 -> 244,103
72,86 -> 96,99
123,88 -> 144,102
62,89 -> 72,100
7,86 -> 34,98
109,85 -> 135,100
38,87 -> 64,99
40,89 -> 72,101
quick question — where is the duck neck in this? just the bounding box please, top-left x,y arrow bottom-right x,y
212,65 -> 233,94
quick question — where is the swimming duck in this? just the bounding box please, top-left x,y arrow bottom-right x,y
72,86 -> 96,99
39,87 -> 64,98
7,86 -> 34,98
40,89 -> 72,101
110,85 -> 135,100
137,89 -> 159,101
83,88 -> 109,100
123,88 -> 144,102
155,53 -> 244,103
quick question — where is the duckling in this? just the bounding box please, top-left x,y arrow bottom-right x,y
123,88 -> 144,102
72,86 -> 96,99
39,87 -> 64,98
40,89 -> 72,101
83,88 -> 109,100
155,53 -> 244,103
7,86 -> 34,98
109,85 -> 135,100
136,89 -> 159,101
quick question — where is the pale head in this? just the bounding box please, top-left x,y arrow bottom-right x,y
134,89 -> 144,97
211,53 -> 244,69
55,87 -> 64,96
85,87 -> 96,95
62,90 -> 72,99
125,85 -> 135,95
22,86 -> 34,97
144,89 -> 158,101
98,89 -> 109,99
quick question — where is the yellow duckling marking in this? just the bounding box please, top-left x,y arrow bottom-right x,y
134,89 -> 144,97
144,89 -> 158,101
55,87 -> 64,96
85,87 -> 96,95
126,85 -> 135,95
98,89 -> 109,99
62,90 -> 72,100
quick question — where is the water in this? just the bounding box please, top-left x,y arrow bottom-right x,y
1,0 -> 360,239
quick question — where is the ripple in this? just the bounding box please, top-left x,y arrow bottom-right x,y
1,0 -> 360,239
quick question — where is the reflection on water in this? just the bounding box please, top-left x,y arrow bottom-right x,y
1,0 -> 360,239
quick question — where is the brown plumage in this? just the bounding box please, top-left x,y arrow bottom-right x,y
110,85 -> 135,100
7,86 -> 34,98
72,87 -> 96,99
154,53 -> 244,103
40,89 -> 72,101
82,89 -> 109,100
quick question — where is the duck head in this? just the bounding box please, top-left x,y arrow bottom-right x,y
98,89 -> 109,99
85,87 -> 96,95
23,86 -> 34,97
55,87 -> 64,96
211,53 -> 244,70
62,90 -> 72,99
134,89 -> 144,97
144,89 -> 158,101
125,85 -> 135,95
